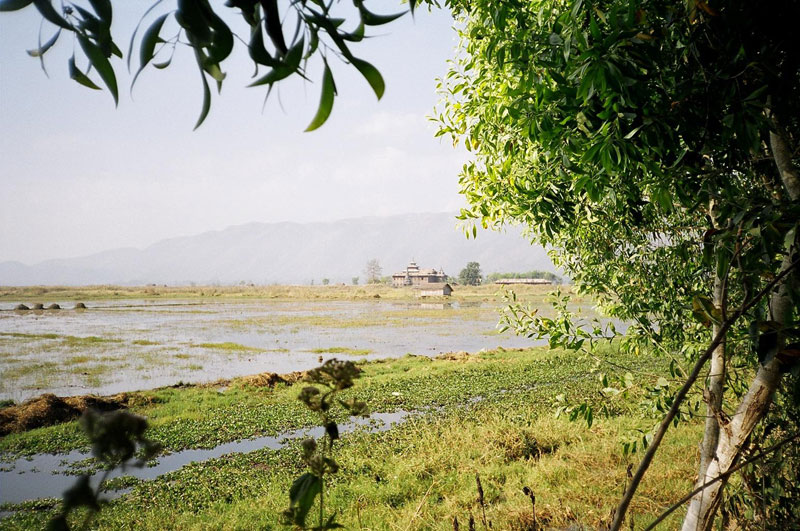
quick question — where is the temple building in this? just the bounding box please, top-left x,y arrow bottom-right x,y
391,260 -> 448,287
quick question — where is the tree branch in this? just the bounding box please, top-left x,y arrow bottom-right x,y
644,431 -> 800,530
609,256 -> 800,531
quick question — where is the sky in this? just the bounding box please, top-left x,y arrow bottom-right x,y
0,2 -> 467,264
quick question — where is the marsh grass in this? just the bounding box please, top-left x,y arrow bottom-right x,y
0,344 -> 700,530
61,336 -> 121,348
0,283 -> 564,304
0,333 -> 120,348
191,342 -> 262,352
310,347 -> 372,356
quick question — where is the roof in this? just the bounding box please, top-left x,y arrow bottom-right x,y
413,283 -> 453,291
392,271 -> 446,278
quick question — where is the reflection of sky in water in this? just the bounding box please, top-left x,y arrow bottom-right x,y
0,410 -> 412,506
0,299 -> 600,401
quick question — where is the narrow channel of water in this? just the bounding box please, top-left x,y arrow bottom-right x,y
0,410 -> 411,506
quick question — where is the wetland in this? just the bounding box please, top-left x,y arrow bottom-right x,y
0,285 -> 590,402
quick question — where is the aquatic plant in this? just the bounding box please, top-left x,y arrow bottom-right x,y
283,359 -> 368,530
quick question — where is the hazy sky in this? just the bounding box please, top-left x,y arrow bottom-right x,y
0,3 -> 467,264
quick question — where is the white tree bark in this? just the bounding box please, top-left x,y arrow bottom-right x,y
697,274 -> 726,480
682,113 -> 799,530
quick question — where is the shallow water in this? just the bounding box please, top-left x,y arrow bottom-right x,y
0,410 -> 411,506
0,299 -> 568,401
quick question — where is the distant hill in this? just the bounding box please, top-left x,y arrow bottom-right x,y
0,213 -> 556,286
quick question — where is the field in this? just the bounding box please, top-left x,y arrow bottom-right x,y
0,286 -> 698,529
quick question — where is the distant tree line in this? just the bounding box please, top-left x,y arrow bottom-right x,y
486,271 -> 562,284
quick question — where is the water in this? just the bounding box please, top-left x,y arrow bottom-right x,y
0,299 -> 556,401
0,410 -> 411,506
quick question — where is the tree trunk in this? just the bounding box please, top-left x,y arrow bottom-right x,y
681,356 -> 783,530
681,110 -> 799,530
697,273 -> 726,480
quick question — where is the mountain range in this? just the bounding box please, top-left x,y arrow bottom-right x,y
0,212 -> 556,286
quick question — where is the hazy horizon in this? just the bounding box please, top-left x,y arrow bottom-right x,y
0,212 -> 555,286
1,210 -> 461,266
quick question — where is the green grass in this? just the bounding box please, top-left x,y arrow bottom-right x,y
0,283 -> 566,304
0,332 -> 60,340
0,333 -> 120,347
191,342 -> 261,352
310,346 -> 372,356
61,336 -> 121,347
0,345 -> 700,530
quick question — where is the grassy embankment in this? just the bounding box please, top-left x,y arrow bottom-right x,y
0,345 -> 699,529
0,284 -> 576,303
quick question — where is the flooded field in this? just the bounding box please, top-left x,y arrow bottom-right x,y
0,297 -> 579,401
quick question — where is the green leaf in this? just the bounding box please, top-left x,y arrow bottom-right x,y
0,0 -> 32,12
132,13 -> 169,88
126,0 -> 165,72
193,64 -> 211,130
341,22 -> 365,42
691,295 -> 719,327
87,0 -> 111,21
77,35 -> 118,105
287,473 -> 322,526
176,0 -> 212,43
305,61 -> 336,132
69,55 -> 101,90
354,0 -> 404,26
248,65 -> 294,87
350,57 -> 384,99
249,24 -> 279,67
27,28 -> 60,65
285,36 -> 304,70
32,0 -> 71,29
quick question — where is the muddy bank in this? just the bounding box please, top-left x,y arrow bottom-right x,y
0,369 -> 309,436
0,393 -> 129,436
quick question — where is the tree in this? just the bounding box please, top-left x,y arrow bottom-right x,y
458,261 -> 481,286
440,0 -> 799,528
321,278 -> 330,286
363,259 -> 382,284
351,276 -> 359,286
487,271 -> 562,284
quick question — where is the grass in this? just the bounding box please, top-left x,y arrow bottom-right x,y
0,344 -> 699,530
0,283 -> 566,304
0,333 -> 120,347
310,346 -> 372,356
0,332 -> 60,340
190,342 -> 261,352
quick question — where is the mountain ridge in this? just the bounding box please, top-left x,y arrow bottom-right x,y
0,212 -> 555,286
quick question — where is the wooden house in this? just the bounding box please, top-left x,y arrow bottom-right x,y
415,283 -> 453,298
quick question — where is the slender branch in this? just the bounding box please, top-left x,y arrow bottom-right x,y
609,257 -> 800,531
644,431 -> 800,530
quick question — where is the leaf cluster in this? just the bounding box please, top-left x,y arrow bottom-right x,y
46,409 -> 161,530
1,0 -> 435,129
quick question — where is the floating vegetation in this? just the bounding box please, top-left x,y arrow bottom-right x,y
310,347 -> 372,356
